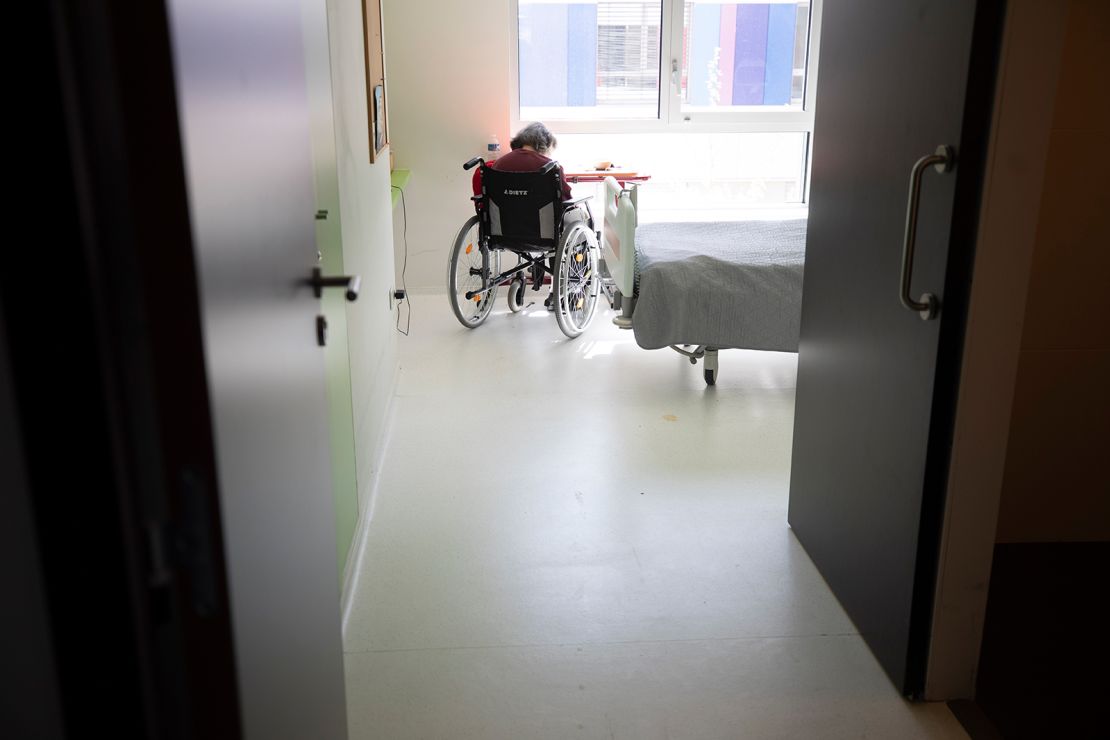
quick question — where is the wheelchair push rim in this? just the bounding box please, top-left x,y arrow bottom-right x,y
554,223 -> 601,339
448,215 -> 499,328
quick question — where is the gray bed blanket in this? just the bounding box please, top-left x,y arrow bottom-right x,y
632,219 -> 807,351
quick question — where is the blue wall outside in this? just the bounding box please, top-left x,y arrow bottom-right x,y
521,3 -> 796,109
519,5 -> 569,107
520,4 -> 597,108
762,4 -> 797,105
567,5 -> 598,106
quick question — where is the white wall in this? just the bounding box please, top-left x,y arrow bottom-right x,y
383,0 -> 513,291
327,0 -> 400,515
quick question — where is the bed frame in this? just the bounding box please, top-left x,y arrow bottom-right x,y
600,176 -> 722,384
601,175 -> 637,322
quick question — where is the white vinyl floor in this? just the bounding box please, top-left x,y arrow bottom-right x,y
342,291 -> 967,740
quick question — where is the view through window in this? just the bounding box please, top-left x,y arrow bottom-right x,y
680,1 -> 810,111
515,1 -> 818,206
518,0 -> 663,120
517,1 -> 812,121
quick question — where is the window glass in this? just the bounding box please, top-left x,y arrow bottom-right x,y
518,1 -> 663,121
680,1 -> 810,111
553,132 -> 808,211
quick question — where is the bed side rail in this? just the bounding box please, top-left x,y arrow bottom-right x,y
602,176 -> 638,299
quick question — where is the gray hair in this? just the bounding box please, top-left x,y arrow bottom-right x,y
510,122 -> 557,154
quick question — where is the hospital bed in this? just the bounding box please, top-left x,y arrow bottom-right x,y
600,176 -> 807,385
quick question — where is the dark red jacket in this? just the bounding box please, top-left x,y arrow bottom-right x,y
472,148 -> 572,201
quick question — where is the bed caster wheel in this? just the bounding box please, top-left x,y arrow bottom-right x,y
507,278 -> 525,313
703,348 -> 718,385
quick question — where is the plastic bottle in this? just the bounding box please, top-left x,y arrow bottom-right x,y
486,134 -> 501,162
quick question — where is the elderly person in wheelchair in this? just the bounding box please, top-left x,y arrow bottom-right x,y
449,122 -> 601,339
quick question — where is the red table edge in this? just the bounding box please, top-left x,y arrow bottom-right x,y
564,172 -> 651,185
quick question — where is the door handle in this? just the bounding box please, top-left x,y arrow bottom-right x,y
900,145 -> 954,320
308,267 -> 360,301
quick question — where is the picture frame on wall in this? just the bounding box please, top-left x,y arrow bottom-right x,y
373,85 -> 385,153
362,0 -> 388,162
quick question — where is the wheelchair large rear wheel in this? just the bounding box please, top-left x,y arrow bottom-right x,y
448,215 -> 499,328
553,223 -> 601,339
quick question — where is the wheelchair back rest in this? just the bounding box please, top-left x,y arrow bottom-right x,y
480,164 -> 564,247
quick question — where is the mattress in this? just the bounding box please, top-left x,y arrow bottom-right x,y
632,219 -> 807,351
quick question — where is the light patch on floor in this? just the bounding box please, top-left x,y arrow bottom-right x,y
343,291 -> 967,739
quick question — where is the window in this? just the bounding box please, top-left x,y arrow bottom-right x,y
554,131 -> 809,211
518,1 -> 663,121
513,0 -> 820,131
680,1 -> 811,112
511,0 -> 822,206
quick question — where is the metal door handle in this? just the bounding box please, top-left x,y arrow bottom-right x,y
308,267 -> 360,301
900,145 -> 954,320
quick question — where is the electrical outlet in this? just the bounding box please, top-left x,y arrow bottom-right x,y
389,288 -> 406,310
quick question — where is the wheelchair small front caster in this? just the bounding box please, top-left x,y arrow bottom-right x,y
507,278 -> 525,313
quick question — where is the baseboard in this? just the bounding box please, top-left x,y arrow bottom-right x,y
339,363 -> 399,641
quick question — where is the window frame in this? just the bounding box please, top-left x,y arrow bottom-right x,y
509,0 -> 823,136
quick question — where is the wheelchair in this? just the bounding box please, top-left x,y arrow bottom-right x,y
448,157 -> 602,339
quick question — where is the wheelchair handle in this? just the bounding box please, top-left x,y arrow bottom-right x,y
464,157 -> 558,174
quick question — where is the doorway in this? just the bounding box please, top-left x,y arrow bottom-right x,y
19,0 -> 1016,736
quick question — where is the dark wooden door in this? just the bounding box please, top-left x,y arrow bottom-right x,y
789,0 -> 1001,696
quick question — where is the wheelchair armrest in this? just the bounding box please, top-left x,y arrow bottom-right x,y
562,196 -> 591,209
